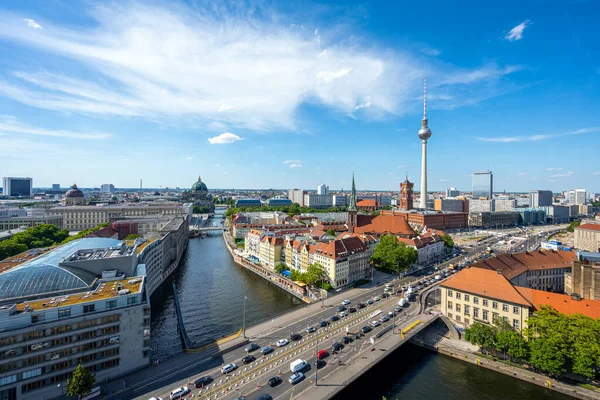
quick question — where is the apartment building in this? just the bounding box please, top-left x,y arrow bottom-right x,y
565,251 -> 600,301
574,224 -> 600,252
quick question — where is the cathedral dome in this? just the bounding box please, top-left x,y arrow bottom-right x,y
65,184 -> 84,198
191,176 -> 208,192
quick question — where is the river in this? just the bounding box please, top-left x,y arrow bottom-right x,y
149,209 -> 573,400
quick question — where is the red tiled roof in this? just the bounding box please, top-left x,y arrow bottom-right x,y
397,234 -> 442,249
357,199 -> 378,207
354,214 -> 414,236
441,267 -> 532,306
471,250 -> 576,280
314,237 -> 367,259
577,223 -> 600,232
515,287 -> 600,319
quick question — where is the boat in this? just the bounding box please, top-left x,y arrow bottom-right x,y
189,230 -> 200,238
200,232 -> 207,239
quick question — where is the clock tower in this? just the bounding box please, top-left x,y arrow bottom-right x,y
400,176 -> 414,211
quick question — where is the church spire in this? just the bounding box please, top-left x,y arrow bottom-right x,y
349,172 -> 357,211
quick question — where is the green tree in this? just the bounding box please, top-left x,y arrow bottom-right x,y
275,264 -> 288,274
326,229 -> 336,237
124,234 -> 140,240
568,315 -> 600,379
371,235 -> 418,273
525,307 -> 570,376
566,221 -> 581,233
493,318 -> 528,361
440,235 -> 454,249
305,262 -> 326,286
66,364 -> 95,397
464,322 -> 497,352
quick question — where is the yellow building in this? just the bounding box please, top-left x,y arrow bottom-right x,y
259,236 -> 283,269
574,224 -> 600,253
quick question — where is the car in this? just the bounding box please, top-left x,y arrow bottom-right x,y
356,303 -> 366,309
317,349 -> 329,359
306,326 -> 316,333
315,359 -> 327,369
277,339 -> 289,347
245,343 -> 260,352
380,315 -> 390,322
361,325 -> 372,334
342,300 -> 351,305
371,320 -> 381,327
331,342 -> 344,351
319,320 -> 329,327
339,311 -> 348,317
394,306 -> 402,312
341,336 -> 353,344
388,311 -> 395,318
290,333 -> 302,341
366,299 -> 374,305
260,346 -> 274,355
330,315 -> 340,322
267,376 -> 282,387
373,296 -> 381,302
170,387 -> 190,399
381,293 -> 389,298
384,286 -> 393,292
348,307 -> 357,313
255,395 -> 273,400
149,397 -> 163,400
338,305 -> 347,312
221,363 -> 238,374
242,355 -> 256,364
289,372 -> 305,384
194,376 -> 213,388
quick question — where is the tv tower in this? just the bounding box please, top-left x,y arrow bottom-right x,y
418,77 -> 432,209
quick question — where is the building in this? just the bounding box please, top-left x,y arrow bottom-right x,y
574,224 -> 600,252
288,189 -> 307,206
568,189 -> 587,205
62,184 -> 87,206
311,236 -> 373,288
472,171 -> 493,200
0,213 -> 63,231
397,234 -> 444,265
543,205 -> 570,224
530,190 -> 552,207
446,187 -> 460,198
400,177 -> 414,211
303,194 -> 333,209
516,208 -> 546,225
434,198 -> 466,213
469,199 -> 494,213
515,197 -> 531,207
0,208 -> 26,218
235,199 -> 262,208
418,78 -> 431,209
332,195 -> 347,207
181,176 -> 214,213
356,199 -> 378,212
468,212 -> 519,228
266,198 -> 292,207
47,204 -> 192,231
259,236 -> 284,269
494,199 -> 517,212
565,252 -> 600,301
579,204 -> 593,216
440,267 -> 600,332
2,177 -> 33,197
51,184 -> 60,191
0,238 -> 151,400
317,184 -> 329,196
101,184 -> 115,194
385,210 -> 468,230
471,249 -> 575,292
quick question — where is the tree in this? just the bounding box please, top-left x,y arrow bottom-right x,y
566,221 -> 581,233
275,264 -> 288,274
371,235 -> 417,273
525,307 -> 570,376
493,318 -> 528,361
66,364 -> 95,397
464,322 -> 497,352
440,235 -> 454,249
326,229 -> 336,237
305,262 -> 326,286
125,234 -> 140,240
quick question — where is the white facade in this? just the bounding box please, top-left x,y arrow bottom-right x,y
2,177 -> 33,197
494,198 -> 517,212
569,189 -> 587,205
446,187 -> 460,198
317,184 -> 329,195
469,199 -> 494,213
303,194 -> 333,209
101,184 -> 115,194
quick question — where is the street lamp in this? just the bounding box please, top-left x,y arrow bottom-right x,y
242,296 -> 248,338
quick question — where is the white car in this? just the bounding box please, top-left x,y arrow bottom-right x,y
371,320 -> 381,327
277,338 -> 289,347
221,363 -> 237,374
342,300 -> 351,305
373,296 -> 381,302
339,311 -> 348,317
170,387 -> 189,399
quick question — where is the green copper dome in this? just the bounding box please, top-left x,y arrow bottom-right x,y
191,176 -> 208,192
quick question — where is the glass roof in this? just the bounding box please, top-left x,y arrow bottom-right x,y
0,238 -> 123,301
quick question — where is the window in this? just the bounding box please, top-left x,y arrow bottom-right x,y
513,319 -> 519,329
464,294 -> 470,302
447,312 -> 453,319
0,374 -> 17,386
492,312 -> 499,321
464,305 -> 470,315
513,306 -> 519,314
447,301 -> 453,310
127,297 -> 137,305
473,308 -> 479,318
22,368 -> 42,379
455,304 -> 461,312
83,304 -> 95,313
483,299 -> 488,307
473,297 -> 479,305
456,293 -> 461,300
503,316 -> 508,323
483,310 -> 488,321
106,300 -> 117,309
455,315 -> 461,322
502,304 -> 508,312
492,301 -> 498,309
464,318 -> 470,325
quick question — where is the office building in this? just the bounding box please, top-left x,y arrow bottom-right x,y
51,184 -> 60,191
317,184 -> 329,196
515,197 -> 531,207
574,224 -> 600,252
101,184 -> 115,194
446,187 -> 460,198
266,198 -> 292,207
494,198 -> 517,212
288,189 -> 306,206
565,252 -> 600,301
568,189 -> 587,205
235,198 -> 262,208
469,199 -> 494,213
382,210 -> 468,230
303,194 -> 333,209
472,171 -> 493,200
417,78 -> 432,209
543,205 -> 570,224
530,190 -> 552,207
0,208 -> 26,218
332,195 -> 347,207
579,204 -> 593,216
468,212 -> 520,228
434,198 -> 465,213
0,214 -> 63,231
2,177 -> 33,197
516,208 -> 546,225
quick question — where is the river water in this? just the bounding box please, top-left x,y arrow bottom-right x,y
149,209 -> 573,399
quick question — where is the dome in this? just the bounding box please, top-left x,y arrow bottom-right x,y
191,176 -> 208,192
65,183 -> 84,198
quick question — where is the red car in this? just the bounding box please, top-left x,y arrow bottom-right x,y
317,350 -> 329,360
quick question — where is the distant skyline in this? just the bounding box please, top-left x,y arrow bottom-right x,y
1,1 -> 599,192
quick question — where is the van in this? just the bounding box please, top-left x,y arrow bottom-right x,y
290,359 -> 308,373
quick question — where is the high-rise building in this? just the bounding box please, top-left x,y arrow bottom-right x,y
2,177 -> 33,197
418,77 -> 431,209
446,187 -> 459,198
400,177 -> 414,211
568,189 -> 587,205
288,189 -> 306,206
317,184 -> 329,195
472,171 -> 493,200
101,183 -> 116,193
51,184 -> 60,191
494,198 -> 517,212
530,190 -> 552,207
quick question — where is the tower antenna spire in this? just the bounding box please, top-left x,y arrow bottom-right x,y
423,76 -> 427,119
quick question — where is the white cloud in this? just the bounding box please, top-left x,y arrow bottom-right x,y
551,171 -> 574,178
0,115 -> 109,140
186,156 -> 193,160
24,19 -> 42,29
546,167 -> 563,171
590,172 -> 600,176
0,5 -> 522,130
207,132 -> 243,144
505,20 -> 530,42
289,164 -> 302,168
421,47 -> 440,56
397,165 -> 407,169
516,172 -> 528,176
439,179 -> 452,182
478,127 -> 600,143
252,163 -> 260,167
283,160 -> 300,164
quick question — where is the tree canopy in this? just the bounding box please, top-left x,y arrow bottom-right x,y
566,221 -> 581,233
0,224 -> 70,261
66,364 -> 95,397
440,235 -> 454,249
370,234 -> 418,273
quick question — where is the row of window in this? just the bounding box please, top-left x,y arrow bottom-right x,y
448,312 -> 520,329
447,291 -> 520,314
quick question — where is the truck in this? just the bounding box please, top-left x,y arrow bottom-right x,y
398,298 -> 408,307
289,359 -> 308,373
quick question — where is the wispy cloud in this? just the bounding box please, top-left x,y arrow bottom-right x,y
24,19 -> 42,29
207,132 -> 243,144
590,172 -> 600,176
0,4 -> 522,130
0,115 -> 110,140
551,171 -> 574,178
186,156 -> 193,160
289,164 -> 302,168
439,179 -> 452,182
477,127 -> 600,143
546,167 -> 563,171
283,160 -> 301,165
516,172 -> 528,176
505,20 -> 531,42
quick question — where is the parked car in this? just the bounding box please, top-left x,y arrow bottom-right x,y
267,376 -> 282,387
319,320 -> 329,327
194,376 -> 213,388
356,303 -> 366,309
366,299 -> 374,305
339,311 -> 348,317
348,307 -> 357,313
221,363 -> 238,374
331,342 -> 344,352
342,300 -> 351,305
242,355 -> 256,364
330,315 -> 340,322
338,305 -> 347,312
373,296 -> 381,302
315,359 -> 327,369
341,336 -> 353,344
371,320 -> 381,327
255,394 -> 273,400
380,315 -> 390,322
381,293 -> 389,298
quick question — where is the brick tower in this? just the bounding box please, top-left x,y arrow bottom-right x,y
400,176 -> 414,211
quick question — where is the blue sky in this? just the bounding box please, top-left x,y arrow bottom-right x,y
0,0 -> 599,192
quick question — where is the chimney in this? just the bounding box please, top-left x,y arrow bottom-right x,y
570,293 -> 582,301
497,269 -> 503,275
